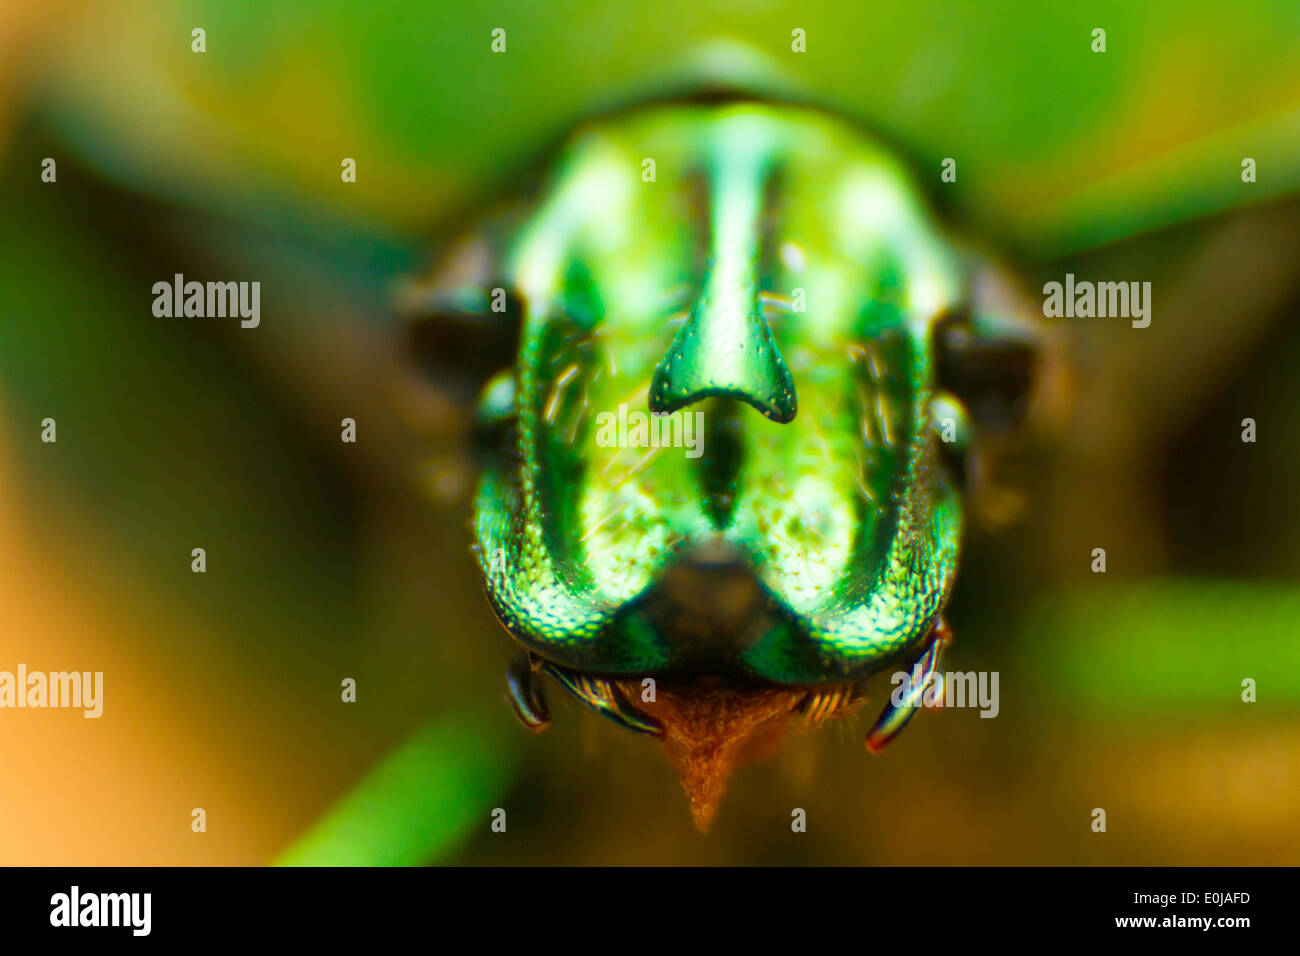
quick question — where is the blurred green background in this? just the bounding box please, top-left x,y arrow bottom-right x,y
0,0 -> 1297,865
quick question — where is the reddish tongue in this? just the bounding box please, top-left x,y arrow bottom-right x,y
621,681 -> 807,831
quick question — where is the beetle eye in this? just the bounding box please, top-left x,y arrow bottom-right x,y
402,287 -> 523,404
397,228 -> 524,404
933,312 -> 1038,432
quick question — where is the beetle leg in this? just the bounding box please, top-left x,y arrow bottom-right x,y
537,661 -> 664,737
505,652 -> 550,732
864,618 -> 952,754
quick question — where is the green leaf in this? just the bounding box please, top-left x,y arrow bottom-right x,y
275,718 -> 514,867
1024,579 -> 1300,710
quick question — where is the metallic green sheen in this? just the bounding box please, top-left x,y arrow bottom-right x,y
475,102 -> 966,685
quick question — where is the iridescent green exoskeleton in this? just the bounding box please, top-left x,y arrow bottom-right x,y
404,99 -> 1040,752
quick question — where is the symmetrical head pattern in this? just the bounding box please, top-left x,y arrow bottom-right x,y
475,101 -> 966,685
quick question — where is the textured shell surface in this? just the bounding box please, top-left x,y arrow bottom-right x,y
476,101 -> 967,686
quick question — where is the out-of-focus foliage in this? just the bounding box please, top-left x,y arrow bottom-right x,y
275,718 -> 513,866
1030,581 -> 1300,707
32,0 -> 1300,258
0,133 -> 512,865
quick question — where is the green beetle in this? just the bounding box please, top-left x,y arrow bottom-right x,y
403,95 -> 1042,802
15,0 -> 1298,852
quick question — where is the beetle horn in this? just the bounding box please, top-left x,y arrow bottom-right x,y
647,146 -> 797,424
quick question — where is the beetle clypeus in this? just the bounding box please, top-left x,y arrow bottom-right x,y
403,96 -> 1042,827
